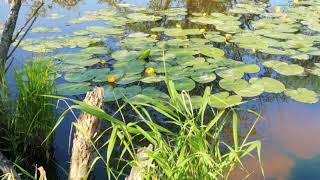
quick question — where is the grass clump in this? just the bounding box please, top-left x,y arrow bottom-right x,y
52,77 -> 262,179
0,58 -> 56,165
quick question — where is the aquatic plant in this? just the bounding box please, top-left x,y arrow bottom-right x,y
36,4 -> 319,104
50,70 -> 262,179
0,59 -> 57,165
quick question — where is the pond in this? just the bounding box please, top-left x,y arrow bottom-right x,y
1,0 -> 320,179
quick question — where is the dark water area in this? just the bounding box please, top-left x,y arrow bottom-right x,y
1,0 -> 320,179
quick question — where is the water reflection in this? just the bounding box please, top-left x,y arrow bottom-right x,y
232,101 -> 320,179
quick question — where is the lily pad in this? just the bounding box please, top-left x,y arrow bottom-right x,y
191,72 -> 216,83
104,86 -> 126,102
56,82 -> 92,96
219,78 -> 248,91
284,88 -> 318,104
174,78 -> 196,91
209,92 -> 242,109
190,96 -> 203,109
234,81 -> 264,97
141,75 -> 165,83
274,64 -> 304,76
249,77 -> 285,93
125,86 -> 142,98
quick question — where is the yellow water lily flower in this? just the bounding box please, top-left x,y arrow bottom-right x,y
183,45 -> 189,48
202,12 -> 208,17
150,34 -> 157,39
99,60 -> 107,65
282,13 -> 288,18
145,67 -> 155,76
224,40 -> 230,45
176,24 -> 182,29
252,48 -> 256,54
275,6 -> 281,13
225,33 -> 232,40
107,75 -> 116,83
200,28 -> 206,33
294,0 -> 299,4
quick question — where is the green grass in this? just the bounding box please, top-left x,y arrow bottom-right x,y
49,72 -> 263,179
0,62 -> 11,122
0,58 -> 57,166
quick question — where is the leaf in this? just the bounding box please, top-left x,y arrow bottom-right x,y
284,88 -> 318,104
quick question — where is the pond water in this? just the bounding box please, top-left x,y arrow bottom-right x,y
1,0 -> 320,179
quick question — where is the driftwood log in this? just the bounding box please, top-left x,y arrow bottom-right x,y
126,144 -> 154,180
69,87 -> 104,180
0,151 -> 21,180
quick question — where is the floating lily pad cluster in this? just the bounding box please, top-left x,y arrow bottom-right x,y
17,1 -> 320,104
31,27 -> 61,33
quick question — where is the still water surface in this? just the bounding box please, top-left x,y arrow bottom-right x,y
1,0 -> 320,179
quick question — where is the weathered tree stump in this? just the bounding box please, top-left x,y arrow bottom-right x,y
69,87 -> 104,180
126,144 -> 154,180
0,151 -> 21,180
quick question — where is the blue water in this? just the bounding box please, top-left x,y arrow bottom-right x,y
1,0 -> 320,179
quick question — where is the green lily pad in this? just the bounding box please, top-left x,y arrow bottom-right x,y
263,60 -> 287,68
117,74 -> 141,85
309,68 -> 320,76
284,88 -> 318,104
151,27 -> 165,32
141,87 -> 169,99
86,26 -> 124,36
209,92 -> 242,109
191,72 -> 216,83
125,86 -> 142,98
216,68 -> 244,79
219,78 -> 248,91
81,47 -> 110,55
190,96 -> 203,109
234,81 -> 264,97
56,82 -> 92,96
199,46 -> 225,59
64,71 -> 94,83
174,78 -> 196,91
64,68 -> 110,82
249,77 -> 285,93
164,28 -> 202,37
141,75 -> 165,83
274,64 -> 304,76
32,27 -> 61,33
291,54 -> 309,60
104,86 -> 126,102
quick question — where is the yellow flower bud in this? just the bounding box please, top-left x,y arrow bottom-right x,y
200,28 -> 206,33
145,67 -> 155,76
225,34 -> 232,40
150,34 -> 157,39
107,75 -> 116,83
275,6 -> 281,13
202,12 -> 208,17
252,48 -> 256,54
176,24 -> 182,29
99,60 -> 107,65
294,0 -> 299,4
